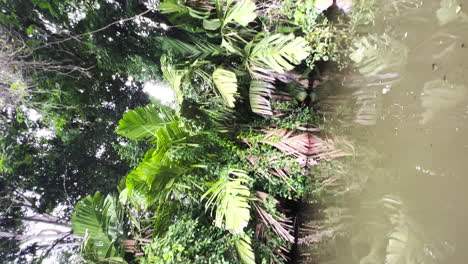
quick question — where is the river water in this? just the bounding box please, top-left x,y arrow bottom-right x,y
299,0 -> 468,263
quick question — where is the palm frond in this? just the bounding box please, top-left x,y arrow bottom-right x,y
253,201 -> 294,243
249,80 -> 274,116
119,106 -> 195,208
248,34 -> 311,74
202,169 -> 251,234
234,234 -> 256,264
262,128 -> 317,158
212,68 -> 238,108
116,104 -> 177,141
153,36 -> 223,59
72,192 -> 125,259
161,55 -> 185,104
261,128 -> 350,166
123,120 -> 192,201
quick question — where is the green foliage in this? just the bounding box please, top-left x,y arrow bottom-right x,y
140,217 -> 236,264
119,116 -> 193,209
237,130 -> 310,200
247,33 -> 311,74
116,105 -> 178,142
113,139 -> 151,169
72,192 -> 126,260
203,169 -> 251,234
212,68 -> 238,108
153,36 -> 224,59
249,80 -> 274,116
234,234 -> 256,264
221,0 -> 257,27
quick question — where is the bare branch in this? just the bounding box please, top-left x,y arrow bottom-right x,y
33,9 -> 154,51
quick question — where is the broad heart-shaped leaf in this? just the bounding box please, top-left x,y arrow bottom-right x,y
223,0 -> 257,26
249,80 -> 275,116
212,68 -> 238,108
235,234 -> 256,264
203,169 -> 251,234
116,105 -> 177,141
72,192 -> 124,259
248,33 -> 311,74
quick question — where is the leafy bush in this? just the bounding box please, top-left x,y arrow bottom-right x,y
140,217 -> 237,264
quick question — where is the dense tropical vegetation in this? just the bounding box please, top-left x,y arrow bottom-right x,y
0,0 -> 359,263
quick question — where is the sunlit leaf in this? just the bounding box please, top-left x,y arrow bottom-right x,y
235,234 -> 256,264
223,0 -> 257,26
203,169 -> 251,233
249,80 -> 274,116
212,68 -> 238,108
116,105 -> 177,141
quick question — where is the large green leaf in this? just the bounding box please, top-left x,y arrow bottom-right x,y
249,80 -> 274,116
203,169 -> 251,233
248,33 -> 311,74
123,121 -> 191,204
212,68 -> 238,108
116,105 -> 177,141
72,192 -> 125,259
119,106 -> 197,210
223,0 -> 257,27
235,234 -> 256,264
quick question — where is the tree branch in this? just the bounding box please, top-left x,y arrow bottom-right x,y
34,9 -> 154,51
36,232 -> 74,264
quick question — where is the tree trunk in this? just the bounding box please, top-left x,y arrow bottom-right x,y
0,231 -> 75,241
0,215 -> 71,228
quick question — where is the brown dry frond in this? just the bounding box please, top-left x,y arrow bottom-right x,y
261,128 -> 351,166
253,202 -> 295,243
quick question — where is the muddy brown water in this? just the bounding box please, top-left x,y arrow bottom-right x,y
299,0 -> 468,263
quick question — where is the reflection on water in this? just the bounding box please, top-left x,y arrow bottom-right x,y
420,79 -> 465,124
300,0 -> 468,263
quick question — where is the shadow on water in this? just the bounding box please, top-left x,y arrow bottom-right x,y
298,0 -> 468,263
